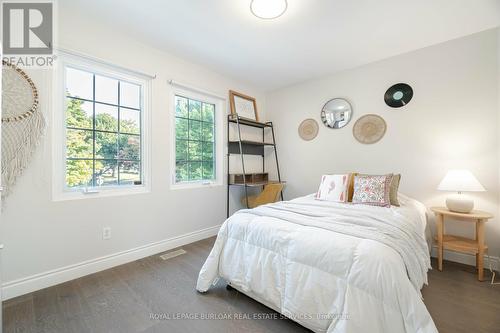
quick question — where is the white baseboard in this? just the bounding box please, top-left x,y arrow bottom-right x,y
430,245 -> 500,271
2,225 -> 221,301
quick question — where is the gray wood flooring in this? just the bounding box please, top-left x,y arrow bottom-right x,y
3,237 -> 500,333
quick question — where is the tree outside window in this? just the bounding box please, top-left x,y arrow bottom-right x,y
65,67 -> 142,188
174,95 -> 215,183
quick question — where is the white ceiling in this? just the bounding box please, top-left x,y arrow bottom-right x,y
61,0 -> 500,91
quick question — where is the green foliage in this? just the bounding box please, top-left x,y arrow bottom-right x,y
174,96 -> 215,183
176,118 -> 188,139
202,103 -> 214,122
189,100 -> 202,120
66,160 -> 92,187
175,96 -> 188,118
66,98 -> 93,187
95,112 -> 118,132
65,94 -> 214,187
65,97 -> 141,188
121,119 -> 140,134
66,98 -> 92,129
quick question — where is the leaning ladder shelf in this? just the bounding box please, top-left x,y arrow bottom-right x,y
227,114 -> 283,217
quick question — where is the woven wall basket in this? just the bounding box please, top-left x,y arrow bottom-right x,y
298,118 -> 319,141
352,114 -> 386,144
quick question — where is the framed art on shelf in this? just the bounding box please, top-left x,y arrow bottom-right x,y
229,90 -> 259,122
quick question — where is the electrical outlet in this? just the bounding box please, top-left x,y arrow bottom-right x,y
102,227 -> 111,240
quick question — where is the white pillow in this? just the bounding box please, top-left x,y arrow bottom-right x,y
315,174 -> 351,202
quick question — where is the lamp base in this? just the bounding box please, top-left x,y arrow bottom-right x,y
446,194 -> 474,213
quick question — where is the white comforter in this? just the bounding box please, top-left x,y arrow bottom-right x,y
197,194 -> 438,333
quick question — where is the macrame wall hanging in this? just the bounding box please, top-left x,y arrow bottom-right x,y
2,60 -> 46,197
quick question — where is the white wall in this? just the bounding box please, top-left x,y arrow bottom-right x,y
267,29 -> 500,261
0,4 -> 266,298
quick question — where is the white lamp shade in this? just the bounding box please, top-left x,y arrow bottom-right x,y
437,169 -> 486,192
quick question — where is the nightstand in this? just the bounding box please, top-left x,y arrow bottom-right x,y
431,207 -> 493,281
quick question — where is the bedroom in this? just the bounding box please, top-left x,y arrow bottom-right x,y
0,0 -> 499,332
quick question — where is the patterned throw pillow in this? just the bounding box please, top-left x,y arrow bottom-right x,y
352,173 -> 401,206
316,174 -> 351,202
352,174 -> 393,207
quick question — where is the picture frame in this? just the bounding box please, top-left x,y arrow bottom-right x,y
229,90 -> 259,122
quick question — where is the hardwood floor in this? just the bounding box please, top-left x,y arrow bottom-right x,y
421,258 -> 500,333
3,237 -> 500,333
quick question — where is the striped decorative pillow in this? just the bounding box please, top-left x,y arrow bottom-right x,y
352,174 -> 392,207
316,174 -> 351,202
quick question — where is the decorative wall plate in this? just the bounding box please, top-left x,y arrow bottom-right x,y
352,114 -> 386,144
384,83 -> 413,108
298,118 -> 319,141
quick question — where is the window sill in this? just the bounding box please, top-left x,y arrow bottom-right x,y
52,185 -> 150,202
170,181 -> 222,190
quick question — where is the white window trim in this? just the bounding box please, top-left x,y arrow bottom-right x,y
52,50 -> 152,201
169,84 -> 225,190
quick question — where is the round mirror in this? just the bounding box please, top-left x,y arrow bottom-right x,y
320,98 -> 353,129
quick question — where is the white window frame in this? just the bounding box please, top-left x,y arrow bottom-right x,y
170,84 -> 224,190
52,50 -> 152,201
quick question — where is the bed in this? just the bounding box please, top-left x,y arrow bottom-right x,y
197,193 -> 438,333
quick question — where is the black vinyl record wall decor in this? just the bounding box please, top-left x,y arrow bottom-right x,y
384,83 -> 413,108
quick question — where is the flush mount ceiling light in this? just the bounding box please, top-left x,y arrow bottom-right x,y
250,0 -> 287,19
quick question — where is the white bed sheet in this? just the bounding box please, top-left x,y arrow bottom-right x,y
197,194 -> 438,333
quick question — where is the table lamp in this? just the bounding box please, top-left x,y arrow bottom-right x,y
437,169 -> 486,213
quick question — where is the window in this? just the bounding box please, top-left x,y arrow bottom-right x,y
65,67 -> 143,188
54,52 -> 151,200
174,95 -> 216,183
